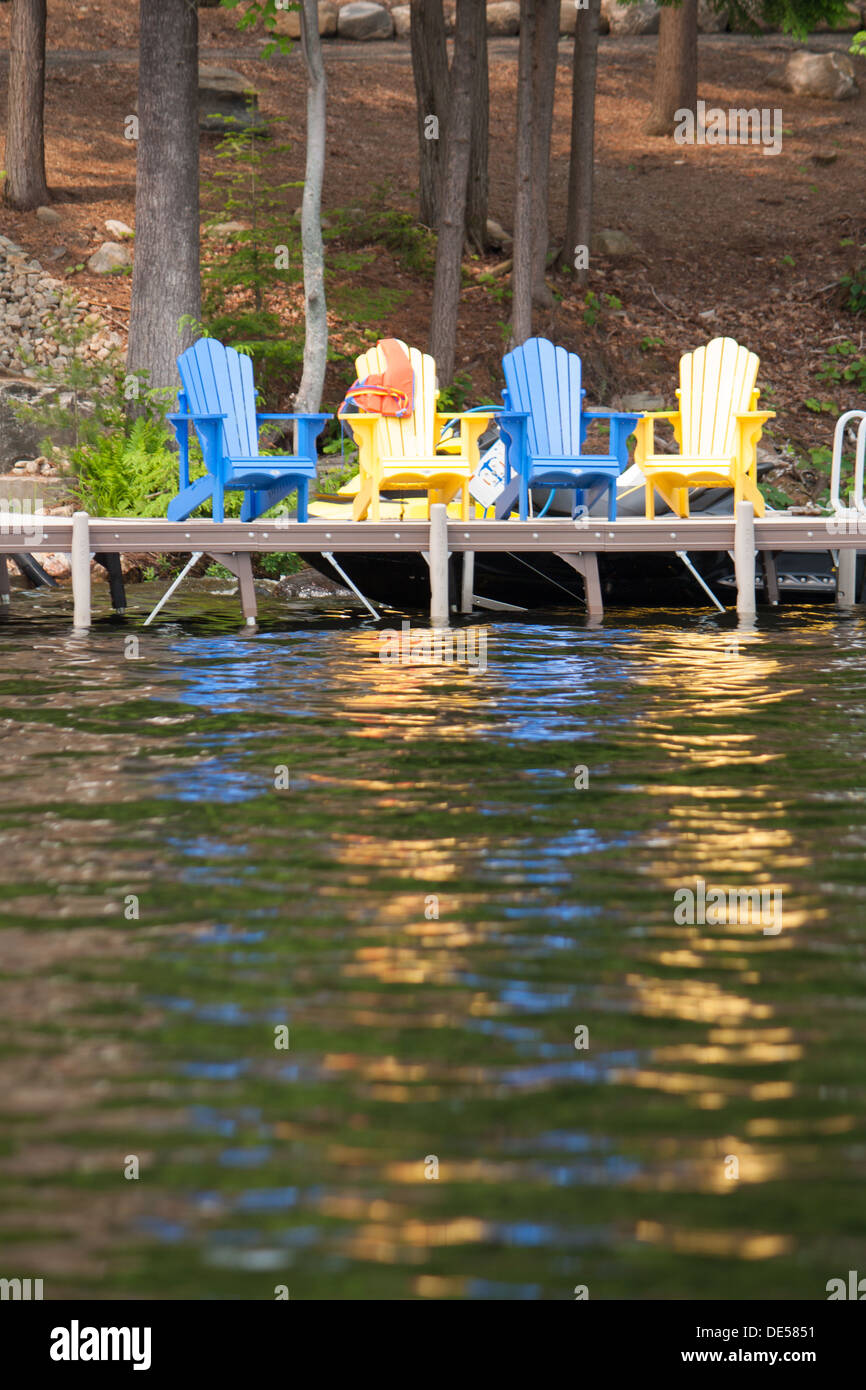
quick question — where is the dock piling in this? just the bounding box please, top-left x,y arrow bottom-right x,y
460,551 -> 475,614
836,547 -> 857,609
0,555 -> 10,607
429,504 -> 449,626
734,501 -> 757,620
71,510 -> 91,630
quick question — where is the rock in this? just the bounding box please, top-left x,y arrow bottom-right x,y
337,2 -> 393,40
36,206 -> 62,225
591,228 -> 638,257
392,4 -> 411,36
486,217 -> 513,249
600,0 -> 659,35
697,0 -> 728,31
560,1 -> 578,33
198,64 -> 265,133
487,1 -> 520,34
273,1 -> 338,37
36,553 -> 72,578
782,51 -> 859,101
104,218 -> 133,239
87,241 -> 132,274
204,220 -> 250,237
620,392 -> 666,412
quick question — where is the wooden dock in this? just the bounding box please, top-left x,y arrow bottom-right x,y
0,502 -> 862,626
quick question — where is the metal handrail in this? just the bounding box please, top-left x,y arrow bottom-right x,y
830,410 -> 866,514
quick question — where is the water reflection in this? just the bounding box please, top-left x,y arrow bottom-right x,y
0,594 -> 864,1298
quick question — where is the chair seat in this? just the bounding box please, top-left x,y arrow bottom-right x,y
640,455 -> 734,474
529,455 -> 618,471
379,458 -> 472,476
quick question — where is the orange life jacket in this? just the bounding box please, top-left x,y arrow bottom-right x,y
339,338 -> 414,418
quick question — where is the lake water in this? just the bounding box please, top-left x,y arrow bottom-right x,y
2,583 -> 865,1300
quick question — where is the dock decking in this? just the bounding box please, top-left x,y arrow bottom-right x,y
0,503 -> 862,626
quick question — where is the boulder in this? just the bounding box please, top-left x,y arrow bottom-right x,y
87,242 -> 132,274
198,64 -> 265,133
36,206 -> 62,225
620,392 -> 666,412
273,1 -> 338,37
600,0 -> 659,35
337,2 -> 393,40
104,218 -> 133,239
486,217 -> 513,249
204,220 -> 250,238
487,2 -> 520,35
393,4 -> 411,36
783,51 -> 859,100
591,228 -> 638,257
697,0 -> 728,31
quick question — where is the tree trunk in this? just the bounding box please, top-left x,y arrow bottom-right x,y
410,0 -> 449,228
3,0 -> 49,210
644,0 -> 698,138
465,0 -> 489,253
127,0 -> 200,394
511,0 -> 536,346
295,0 -> 328,417
429,0 -> 481,386
559,0 -> 601,286
530,0 -> 560,307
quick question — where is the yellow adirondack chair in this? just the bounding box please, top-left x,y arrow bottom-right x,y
634,337 -> 775,518
346,341 -> 493,521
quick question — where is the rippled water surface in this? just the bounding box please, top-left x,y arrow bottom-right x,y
2,583 -> 865,1300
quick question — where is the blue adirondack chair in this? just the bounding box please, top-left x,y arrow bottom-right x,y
167,340 -> 330,523
496,337 -> 641,521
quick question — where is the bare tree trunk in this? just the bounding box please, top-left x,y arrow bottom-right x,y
295,0 -> 328,416
644,0 -> 698,138
410,0 -> 449,227
466,0 -> 489,253
3,0 -> 49,210
511,0 -> 536,346
429,0 -> 481,385
530,0 -> 560,307
559,0 -> 601,286
127,0 -> 200,393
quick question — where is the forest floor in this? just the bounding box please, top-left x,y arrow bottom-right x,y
1,10 -> 866,500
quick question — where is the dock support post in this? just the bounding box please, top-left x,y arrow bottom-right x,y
836,546 -> 857,609
555,552 -> 604,620
0,555 -> 10,607
429,503 -> 449,627
735,501 -> 756,620
460,551 -> 474,614
215,552 -> 258,626
71,510 -> 91,630
762,550 -> 779,606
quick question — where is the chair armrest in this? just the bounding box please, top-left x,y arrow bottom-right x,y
342,413 -> 381,478
434,410 -> 496,423
582,408 -> 639,423
734,411 -> 775,479
256,412 -> 331,423
633,411 -> 681,469
167,411 -> 228,424
496,412 -> 529,485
